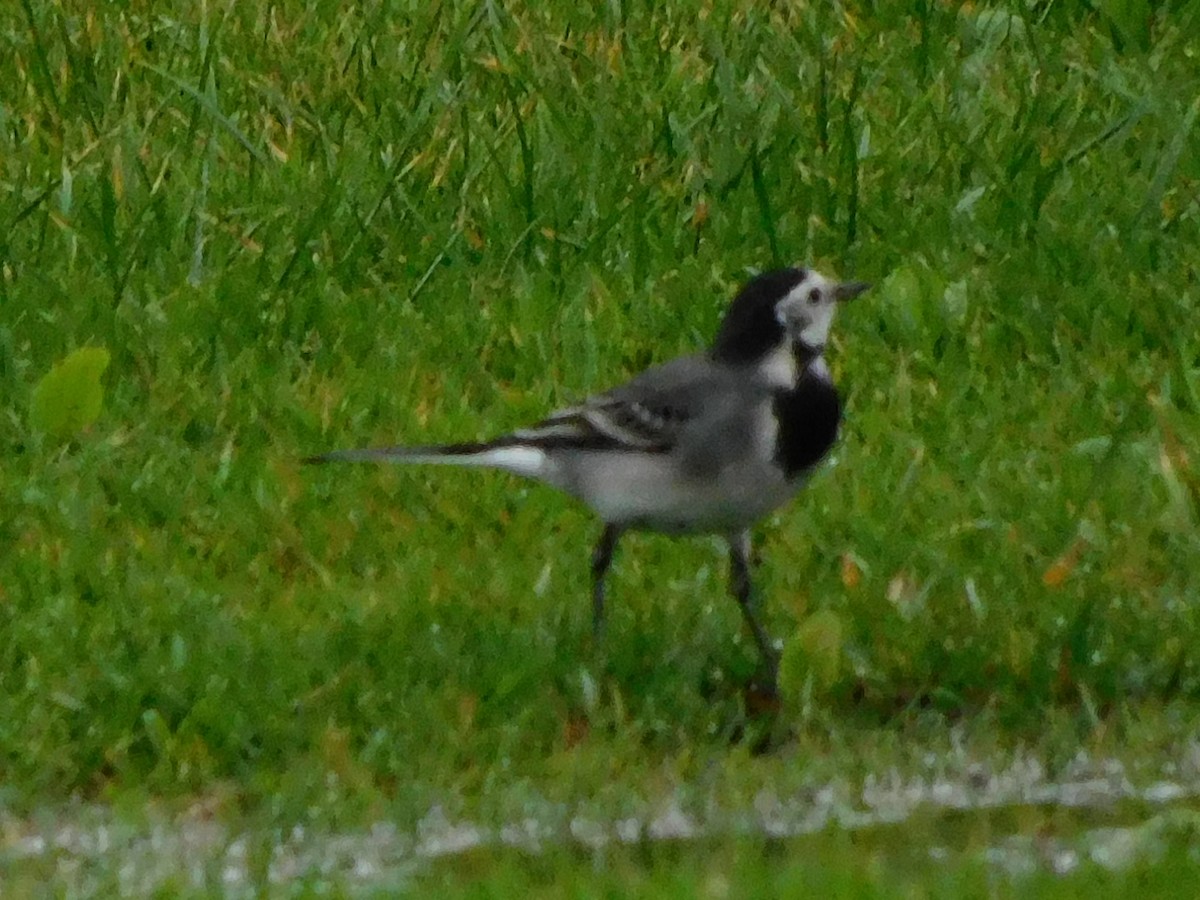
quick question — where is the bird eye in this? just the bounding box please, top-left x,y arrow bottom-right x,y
807,288 -> 821,305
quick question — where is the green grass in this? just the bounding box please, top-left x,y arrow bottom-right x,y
2,0 -> 1200,891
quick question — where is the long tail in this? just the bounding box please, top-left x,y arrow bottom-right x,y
302,439 -> 549,479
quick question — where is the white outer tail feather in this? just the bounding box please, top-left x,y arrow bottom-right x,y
310,444 -> 548,480
436,445 -> 547,478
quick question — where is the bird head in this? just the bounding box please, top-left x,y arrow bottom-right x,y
711,267 -> 869,369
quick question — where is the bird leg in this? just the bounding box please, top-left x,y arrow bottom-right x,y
728,531 -> 779,689
591,524 -> 622,645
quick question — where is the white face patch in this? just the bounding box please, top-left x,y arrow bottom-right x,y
757,342 -> 798,388
807,356 -> 832,382
774,270 -> 840,350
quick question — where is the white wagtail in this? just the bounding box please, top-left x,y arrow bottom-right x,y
306,268 -> 869,689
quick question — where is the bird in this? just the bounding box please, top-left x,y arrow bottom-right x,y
305,267 -> 869,692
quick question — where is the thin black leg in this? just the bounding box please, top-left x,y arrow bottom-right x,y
728,531 -> 779,687
591,524 -> 622,644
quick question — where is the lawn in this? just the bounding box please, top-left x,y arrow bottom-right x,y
2,0 -> 1199,893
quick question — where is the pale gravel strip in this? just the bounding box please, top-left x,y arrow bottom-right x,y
5,750 -> 1200,894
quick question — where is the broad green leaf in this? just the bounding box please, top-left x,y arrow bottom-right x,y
779,609 -> 845,697
29,347 -> 111,438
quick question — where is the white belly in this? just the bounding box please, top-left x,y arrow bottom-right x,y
557,450 -> 799,534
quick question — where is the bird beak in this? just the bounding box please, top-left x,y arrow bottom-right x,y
834,281 -> 871,302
